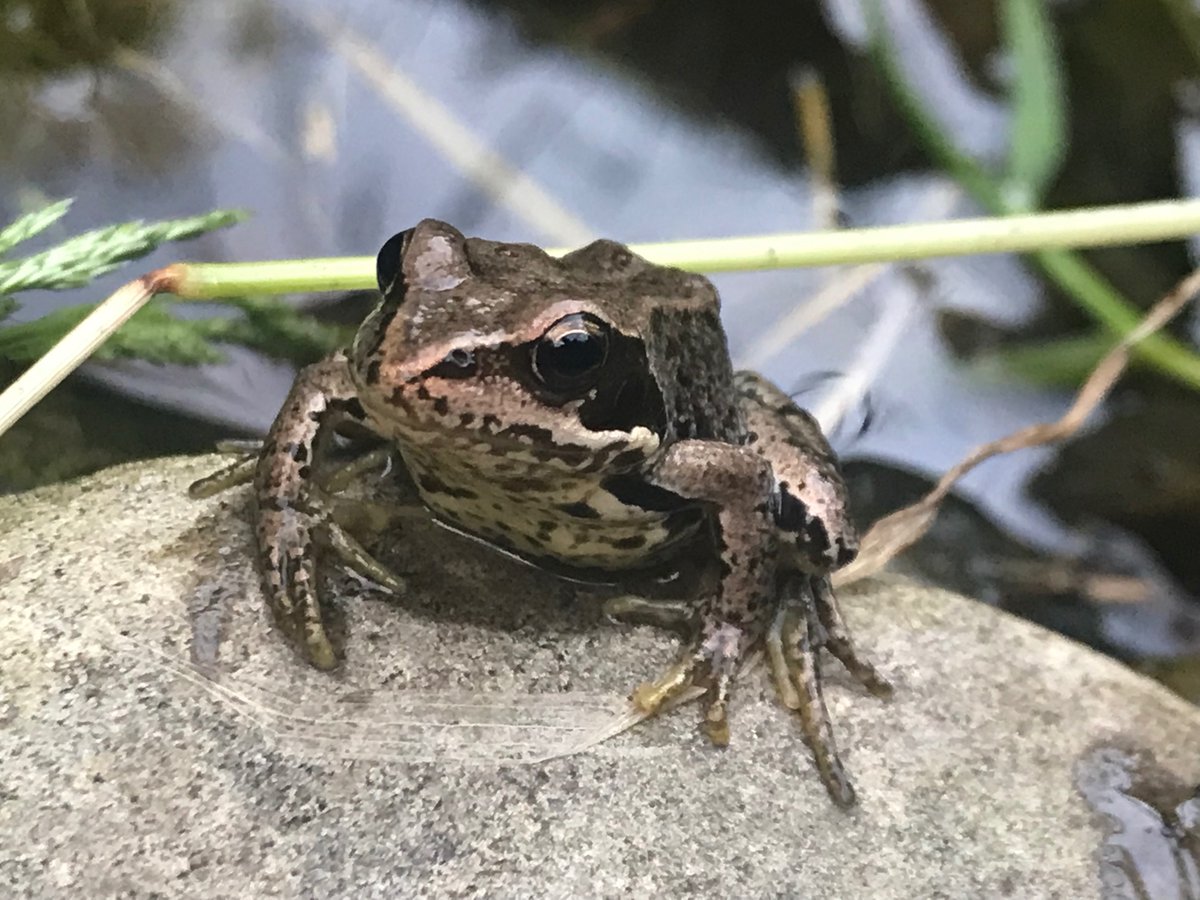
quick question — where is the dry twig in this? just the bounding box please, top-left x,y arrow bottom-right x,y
834,266 -> 1200,587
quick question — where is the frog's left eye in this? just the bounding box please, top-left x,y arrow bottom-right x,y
532,314 -> 609,393
376,228 -> 414,295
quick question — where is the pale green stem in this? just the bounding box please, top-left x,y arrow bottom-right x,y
174,199 -> 1200,299
170,198 -> 1200,388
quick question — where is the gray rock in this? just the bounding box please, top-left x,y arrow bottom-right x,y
2,456 -> 1198,898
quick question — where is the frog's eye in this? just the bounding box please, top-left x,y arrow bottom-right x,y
376,228 -> 414,295
532,314 -> 609,393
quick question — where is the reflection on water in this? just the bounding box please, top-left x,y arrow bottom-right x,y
1077,746 -> 1200,900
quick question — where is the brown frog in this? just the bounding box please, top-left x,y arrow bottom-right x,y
192,220 -> 890,807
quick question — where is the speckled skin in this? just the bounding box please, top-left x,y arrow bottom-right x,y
237,220 -> 889,807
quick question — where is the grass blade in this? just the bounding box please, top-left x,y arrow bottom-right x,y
1002,0 -> 1067,209
865,0 -> 1002,208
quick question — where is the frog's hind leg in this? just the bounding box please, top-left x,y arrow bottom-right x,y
812,576 -> 892,698
765,576 -> 856,808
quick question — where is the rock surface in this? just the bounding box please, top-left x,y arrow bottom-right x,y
2,456 -> 1199,898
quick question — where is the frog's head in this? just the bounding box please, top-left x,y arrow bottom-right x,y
350,219 -> 715,468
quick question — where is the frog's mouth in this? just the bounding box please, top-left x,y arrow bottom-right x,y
396,413 -> 663,472
358,374 -> 663,467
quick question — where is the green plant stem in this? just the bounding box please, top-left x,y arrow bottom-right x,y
173,198 -> 1200,279
172,257 -> 377,297
173,200 -> 1200,390
1035,249 -> 1200,382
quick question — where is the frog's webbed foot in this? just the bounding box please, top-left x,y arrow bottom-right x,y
630,439 -> 778,746
766,573 -> 891,808
256,482 -> 408,670
257,492 -> 340,670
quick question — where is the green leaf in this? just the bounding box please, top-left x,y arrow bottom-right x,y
0,302 -> 216,364
217,295 -> 350,362
0,297 -> 345,367
0,295 -> 15,322
0,199 -> 73,257
974,330 -> 1118,386
0,208 -> 247,296
1001,0 -> 1067,210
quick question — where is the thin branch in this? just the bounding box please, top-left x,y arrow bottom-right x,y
834,265 -> 1200,587
0,268 -> 180,437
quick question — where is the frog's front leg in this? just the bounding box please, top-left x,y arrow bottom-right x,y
630,440 -> 778,744
254,351 -> 402,670
735,370 -> 891,806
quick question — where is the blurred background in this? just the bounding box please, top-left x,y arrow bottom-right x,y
3,0 -> 1200,699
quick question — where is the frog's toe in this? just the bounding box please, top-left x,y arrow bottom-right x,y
631,621 -> 747,747
766,591 -> 856,809
214,439 -> 265,455
319,446 -> 395,494
266,566 -> 338,671
604,594 -> 697,629
259,510 -> 339,671
188,454 -> 258,498
324,520 -> 407,595
298,608 -> 338,671
812,576 -> 892,698
631,652 -> 700,714
188,440 -> 271,498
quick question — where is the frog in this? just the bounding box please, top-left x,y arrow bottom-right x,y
191,219 -> 891,808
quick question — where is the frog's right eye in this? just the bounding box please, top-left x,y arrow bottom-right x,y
531,313 -> 610,394
376,228 -> 414,295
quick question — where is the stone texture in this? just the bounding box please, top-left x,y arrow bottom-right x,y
2,456 -> 1199,898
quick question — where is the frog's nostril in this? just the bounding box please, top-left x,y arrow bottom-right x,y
427,348 -> 477,379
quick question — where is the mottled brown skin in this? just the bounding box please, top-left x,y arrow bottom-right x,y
197,220 -> 890,807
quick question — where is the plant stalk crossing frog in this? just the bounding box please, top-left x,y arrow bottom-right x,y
192,220 -> 891,807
